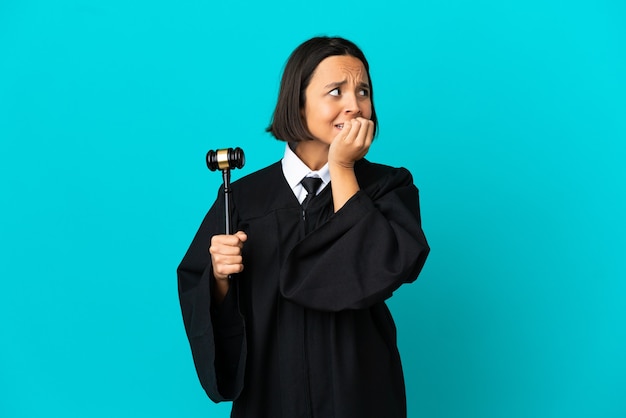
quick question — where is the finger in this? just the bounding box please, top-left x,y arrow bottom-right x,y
216,264 -> 244,276
213,258 -> 244,278
362,120 -> 374,148
212,254 -> 243,268
333,119 -> 353,144
364,120 -> 374,146
211,233 -> 245,248
344,119 -> 362,143
234,231 -> 248,242
353,118 -> 370,145
209,243 -> 242,256
209,237 -> 244,256
210,249 -> 244,266
343,119 -> 368,154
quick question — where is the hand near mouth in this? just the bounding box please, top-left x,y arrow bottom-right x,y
328,117 -> 375,169
328,117 -> 374,212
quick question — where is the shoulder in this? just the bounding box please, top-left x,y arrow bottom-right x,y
354,159 -> 414,190
232,160 -> 283,190
230,161 -> 296,218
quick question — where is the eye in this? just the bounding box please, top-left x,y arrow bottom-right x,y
358,88 -> 370,97
329,88 -> 340,96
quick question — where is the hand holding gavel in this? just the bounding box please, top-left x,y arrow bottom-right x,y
206,147 -> 245,287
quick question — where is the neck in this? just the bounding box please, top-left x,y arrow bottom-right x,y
293,140 -> 329,171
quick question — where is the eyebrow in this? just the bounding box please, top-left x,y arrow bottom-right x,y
324,80 -> 371,90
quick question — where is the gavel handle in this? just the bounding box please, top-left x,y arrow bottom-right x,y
222,169 -> 232,235
222,168 -> 234,281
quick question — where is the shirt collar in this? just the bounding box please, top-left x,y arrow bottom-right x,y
281,143 -> 330,189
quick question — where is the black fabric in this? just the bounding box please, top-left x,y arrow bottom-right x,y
178,158 -> 430,418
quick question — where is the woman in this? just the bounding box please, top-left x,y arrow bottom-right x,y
178,36 -> 429,418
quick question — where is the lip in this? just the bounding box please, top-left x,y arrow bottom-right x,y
334,123 -> 344,130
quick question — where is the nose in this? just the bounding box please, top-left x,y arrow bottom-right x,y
343,93 -> 362,116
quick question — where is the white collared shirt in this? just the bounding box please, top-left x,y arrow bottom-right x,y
281,143 -> 330,204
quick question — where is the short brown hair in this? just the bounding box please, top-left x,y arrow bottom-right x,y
267,36 -> 378,142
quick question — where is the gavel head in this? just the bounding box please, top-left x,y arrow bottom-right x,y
206,147 -> 245,171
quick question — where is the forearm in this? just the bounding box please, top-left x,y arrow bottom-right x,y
213,275 -> 230,304
280,165 -> 430,311
329,163 -> 360,212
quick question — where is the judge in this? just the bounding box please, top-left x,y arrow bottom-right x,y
178,36 -> 430,418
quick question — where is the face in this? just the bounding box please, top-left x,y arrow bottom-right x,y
302,55 -> 372,145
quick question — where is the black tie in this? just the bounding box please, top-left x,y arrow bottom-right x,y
300,177 -> 323,227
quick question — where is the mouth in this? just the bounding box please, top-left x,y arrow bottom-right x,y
335,123 -> 344,130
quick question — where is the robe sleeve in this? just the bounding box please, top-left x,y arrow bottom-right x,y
279,166 -> 430,312
177,193 -> 247,402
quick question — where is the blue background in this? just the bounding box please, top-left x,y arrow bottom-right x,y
1,0 -> 625,417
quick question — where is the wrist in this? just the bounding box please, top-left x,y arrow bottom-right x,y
213,274 -> 230,302
212,267 -> 231,282
329,160 -> 355,172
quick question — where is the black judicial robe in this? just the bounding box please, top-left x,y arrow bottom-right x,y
178,158 -> 429,418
